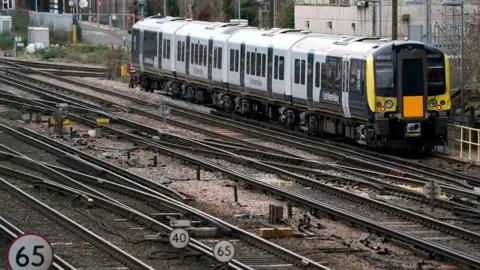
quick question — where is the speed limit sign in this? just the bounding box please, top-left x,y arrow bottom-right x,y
7,233 -> 54,270
213,240 -> 235,263
169,228 -> 190,249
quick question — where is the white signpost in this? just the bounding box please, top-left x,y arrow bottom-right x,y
169,228 -> 190,261
213,240 -> 236,269
7,233 -> 54,270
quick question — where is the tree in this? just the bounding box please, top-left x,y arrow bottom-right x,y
167,0 -> 179,16
282,2 -> 294,28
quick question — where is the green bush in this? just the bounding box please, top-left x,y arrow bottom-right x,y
0,32 -> 27,50
35,47 -> 68,60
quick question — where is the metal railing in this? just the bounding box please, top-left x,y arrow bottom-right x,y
446,123 -> 480,162
77,13 -> 135,31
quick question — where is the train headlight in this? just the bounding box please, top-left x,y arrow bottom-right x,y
385,100 -> 393,109
429,99 -> 437,107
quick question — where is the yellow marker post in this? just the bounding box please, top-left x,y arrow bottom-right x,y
121,65 -> 127,77
95,118 -> 110,124
72,25 -> 77,45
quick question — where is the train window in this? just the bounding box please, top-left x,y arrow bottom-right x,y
163,39 -> 166,58
191,44 -> 194,64
279,56 -> 284,81
427,58 -> 446,96
403,59 -> 424,96
274,56 -> 278,79
182,42 -> 185,62
247,52 -> 251,74
194,44 -> 199,64
177,41 -> 181,61
199,45 -> 204,66
214,47 -> 218,68
218,47 -> 222,69
262,54 -> 266,77
251,53 -> 255,75
321,62 -> 328,89
374,61 -> 394,96
334,61 -> 341,90
230,49 -> 235,71
256,53 -> 261,76
294,59 -> 300,84
235,50 -> 239,72
315,62 -> 320,88
350,59 -> 365,92
204,46 -> 208,67
167,40 -> 171,59
301,60 -> 306,85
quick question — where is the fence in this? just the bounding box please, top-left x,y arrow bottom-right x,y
29,11 -> 73,31
77,13 -> 135,31
445,124 -> 480,162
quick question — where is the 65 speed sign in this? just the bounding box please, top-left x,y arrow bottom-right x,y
7,233 -> 54,270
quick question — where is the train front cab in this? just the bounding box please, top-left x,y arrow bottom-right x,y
367,42 -> 450,149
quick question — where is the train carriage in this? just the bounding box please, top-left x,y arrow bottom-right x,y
130,16 -> 451,151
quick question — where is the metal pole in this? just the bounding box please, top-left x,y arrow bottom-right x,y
164,0 -> 167,16
97,1 -> 100,44
258,3 -> 262,28
273,0 -> 276,27
427,0 -> 431,43
35,0 -> 37,11
122,0 -> 125,30
76,0 -> 79,20
460,2 -> 464,123
238,0 -> 241,20
379,1 -> 382,38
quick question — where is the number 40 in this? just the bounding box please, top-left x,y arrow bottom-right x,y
16,245 -> 45,267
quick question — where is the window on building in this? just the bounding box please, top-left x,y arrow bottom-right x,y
3,0 -> 14,10
294,59 -> 300,84
279,56 -> 284,81
218,47 -> 222,69
301,60 -> 306,85
262,54 -> 266,77
247,52 -> 251,74
230,49 -> 235,71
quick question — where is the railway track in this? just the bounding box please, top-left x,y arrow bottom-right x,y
3,63 -> 477,192
0,215 -> 76,270
2,63 -> 480,267
1,68 -> 479,206
0,124 -> 330,269
0,57 -> 107,73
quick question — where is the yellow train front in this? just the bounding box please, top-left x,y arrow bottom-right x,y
362,41 -> 450,150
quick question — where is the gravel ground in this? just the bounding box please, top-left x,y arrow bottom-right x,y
0,82 -> 41,99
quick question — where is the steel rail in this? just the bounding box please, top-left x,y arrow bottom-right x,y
0,176 -> 156,270
0,125 -> 330,270
15,127 -> 480,269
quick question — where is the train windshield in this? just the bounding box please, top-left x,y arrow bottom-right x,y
427,58 -> 446,96
374,61 -> 395,96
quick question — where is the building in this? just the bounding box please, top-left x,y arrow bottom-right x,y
294,0 -> 474,52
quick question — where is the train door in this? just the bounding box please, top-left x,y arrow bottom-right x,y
267,46 -> 274,99
132,28 -> 140,67
341,54 -> 352,118
397,49 -> 428,118
348,59 -> 366,117
185,35 -> 190,79
240,43 -> 246,93
158,31 -> 163,75
208,38 -> 213,85
307,52 -> 314,109
139,30 -> 144,72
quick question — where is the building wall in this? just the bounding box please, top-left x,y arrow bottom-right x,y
295,0 -> 474,42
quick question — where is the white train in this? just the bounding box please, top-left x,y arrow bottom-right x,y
130,16 -> 451,150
